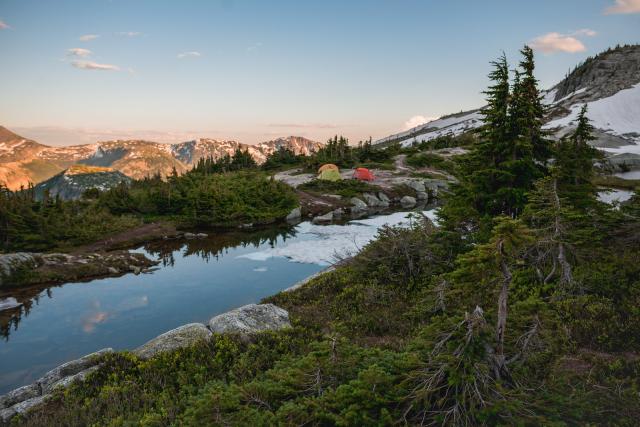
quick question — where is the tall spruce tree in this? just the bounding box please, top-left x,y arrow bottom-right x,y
441,47 -> 549,236
515,45 -> 551,165
554,105 -> 601,209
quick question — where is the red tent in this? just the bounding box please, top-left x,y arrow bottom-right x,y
353,167 -> 375,181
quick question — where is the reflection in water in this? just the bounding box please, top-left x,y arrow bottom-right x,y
142,225 -> 298,267
0,225 -> 296,341
0,289 -> 52,341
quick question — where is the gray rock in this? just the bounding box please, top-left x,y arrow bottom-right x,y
0,297 -> 21,311
350,197 -> 368,212
363,193 -> 389,208
606,152 -> 640,170
107,267 -> 119,275
416,191 -> 429,201
400,195 -> 417,208
377,192 -> 390,203
37,348 -> 113,394
0,406 -> 16,424
312,212 -> 333,224
208,303 -> 291,334
49,366 -> 99,391
0,384 -> 40,409
331,208 -> 344,218
406,180 -> 426,193
8,395 -> 45,419
286,207 -> 302,221
184,232 -> 196,239
0,253 -> 41,286
134,323 -> 212,360
196,233 -> 208,239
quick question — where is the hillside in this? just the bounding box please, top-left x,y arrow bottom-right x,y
33,165 -> 131,200
0,129 -> 322,190
376,44 -> 640,163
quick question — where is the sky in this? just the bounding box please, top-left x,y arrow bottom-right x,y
0,0 -> 639,146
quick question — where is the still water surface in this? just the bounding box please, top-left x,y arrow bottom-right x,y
0,210 -> 433,394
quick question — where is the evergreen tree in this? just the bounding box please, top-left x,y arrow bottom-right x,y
441,47 -> 548,233
515,45 -> 552,165
554,105 -> 601,209
230,149 -> 257,171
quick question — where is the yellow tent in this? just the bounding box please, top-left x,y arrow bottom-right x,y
318,169 -> 342,181
318,163 -> 339,174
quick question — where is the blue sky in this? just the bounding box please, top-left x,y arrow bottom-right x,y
1,0 -> 639,145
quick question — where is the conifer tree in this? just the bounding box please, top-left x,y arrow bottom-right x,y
554,105 -> 601,209
441,48 -> 549,233
515,45 -> 551,165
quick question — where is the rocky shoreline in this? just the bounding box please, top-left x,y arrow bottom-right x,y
0,303 -> 292,424
0,251 -> 159,289
292,176 -> 449,226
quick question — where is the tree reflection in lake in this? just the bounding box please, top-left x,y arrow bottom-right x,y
0,224 -> 298,340
142,225 -> 298,267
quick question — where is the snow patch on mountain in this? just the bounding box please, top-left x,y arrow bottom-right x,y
545,83 -> 640,149
375,110 -> 483,147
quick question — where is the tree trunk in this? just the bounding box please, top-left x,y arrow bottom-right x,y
551,179 -> 574,289
495,239 -> 512,379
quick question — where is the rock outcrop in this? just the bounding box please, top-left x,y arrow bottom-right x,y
208,303 -> 291,334
0,348 -> 112,424
286,207 -> 302,221
362,193 -> 389,208
312,211 -> 333,224
350,197 -> 368,213
406,180 -> 426,193
134,323 -> 213,360
0,251 -> 157,288
400,195 -> 417,208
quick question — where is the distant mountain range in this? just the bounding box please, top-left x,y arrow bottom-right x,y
0,129 -> 322,190
33,165 -> 131,200
374,44 -> 640,169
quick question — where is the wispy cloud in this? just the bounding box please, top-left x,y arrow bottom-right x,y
0,19 -> 10,30
267,122 -> 339,129
605,0 -> 640,14
67,48 -> 92,57
530,29 -> 596,54
177,51 -> 202,59
573,28 -> 598,37
71,60 -> 119,71
79,34 -> 99,42
117,31 -> 141,37
403,115 -> 437,131
247,42 -> 263,52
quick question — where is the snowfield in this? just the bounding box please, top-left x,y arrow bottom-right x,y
375,110 -> 483,147
545,84 -> 640,148
238,210 -> 438,266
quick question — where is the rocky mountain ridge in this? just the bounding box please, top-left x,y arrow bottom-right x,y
375,44 -> 640,162
0,131 -> 323,190
33,165 -> 131,200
